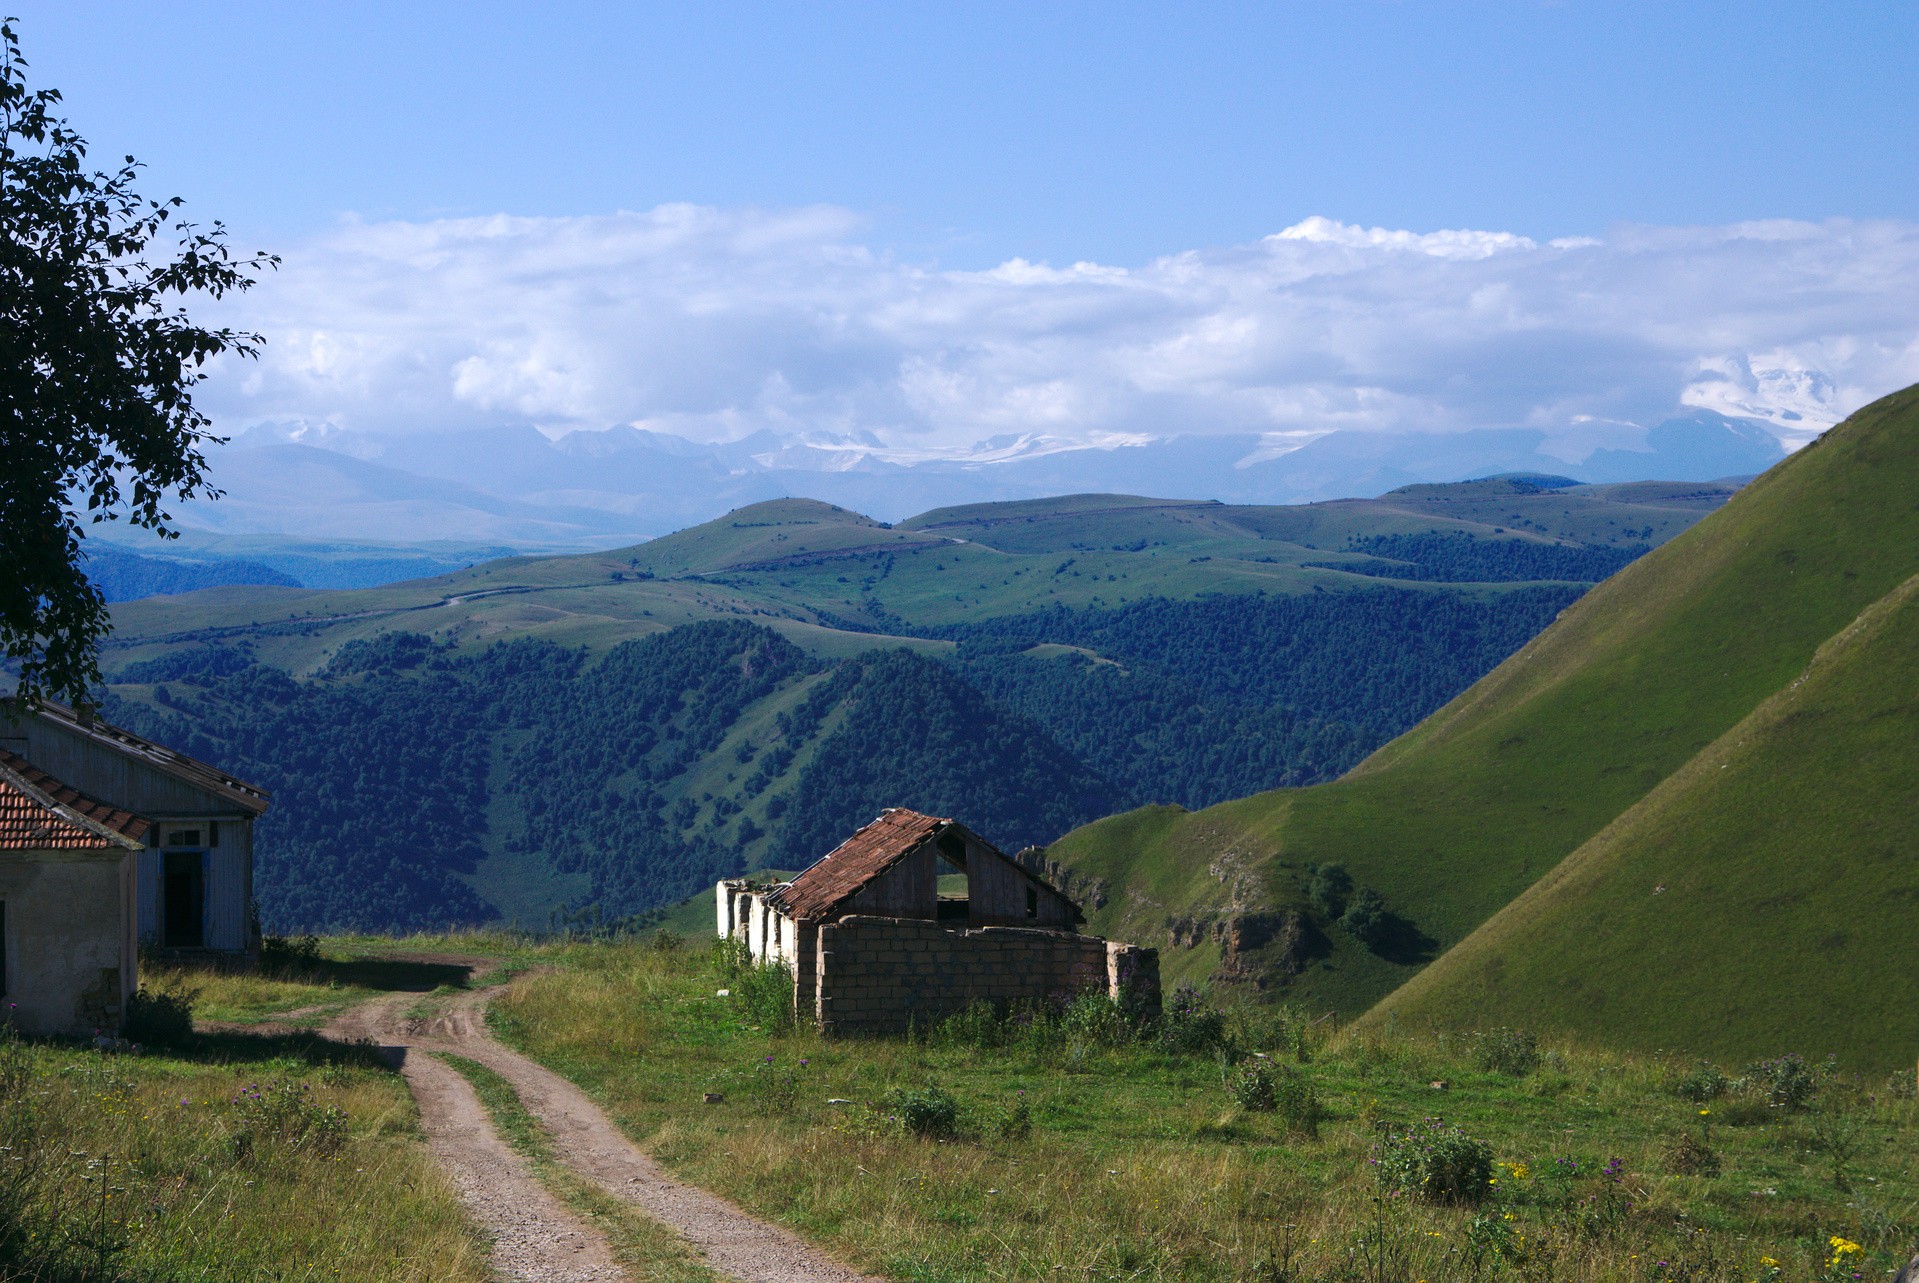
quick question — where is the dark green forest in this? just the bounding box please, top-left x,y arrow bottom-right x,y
104,580 -> 1591,931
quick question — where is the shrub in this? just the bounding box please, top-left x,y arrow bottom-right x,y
891,1086 -> 960,1138
1159,984 -> 1227,1055
938,999 -> 1009,1050
729,959 -> 796,1031
993,1090 -> 1032,1140
226,1077 -> 347,1158
1740,1054 -> 1816,1111
260,932 -> 323,976
1472,1027 -> 1541,1077
751,1053 -> 806,1114
1060,991 -> 1136,1048
1230,1062 -> 1279,1112
1273,1066 -> 1321,1139
124,985 -> 196,1045
1338,888 -> 1389,946
1372,1118 -> 1495,1204
1664,1128 -> 1720,1177
1307,863 -> 1353,919
1672,1060 -> 1730,1103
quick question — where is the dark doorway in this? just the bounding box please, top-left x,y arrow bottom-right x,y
163,852 -> 204,948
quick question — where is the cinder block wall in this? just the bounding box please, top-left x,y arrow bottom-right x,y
813,914 -> 1160,1032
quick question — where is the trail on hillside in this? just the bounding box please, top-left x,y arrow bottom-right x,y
327,963 -> 885,1283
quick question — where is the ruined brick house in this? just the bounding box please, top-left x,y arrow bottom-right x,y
1,700 -> 270,1034
717,808 -> 1159,1031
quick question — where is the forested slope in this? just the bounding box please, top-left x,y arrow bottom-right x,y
92,474 -> 1737,933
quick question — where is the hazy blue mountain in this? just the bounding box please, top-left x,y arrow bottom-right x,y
83,543 -> 302,601
186,412 -> 1791,545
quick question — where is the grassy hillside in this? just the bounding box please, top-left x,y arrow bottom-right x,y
1366,566 -> 1919,1069
1044,385 -> 1919,1015
84,478 -> 1730,932
99,481 -> 1729,678
494,934 -> 1919,1283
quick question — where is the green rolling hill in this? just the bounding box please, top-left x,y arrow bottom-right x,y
98,480 -> 1727,677
1367,566 -> 1919,1069
91,476 -> 1738,934
1041,385 -> 1919,1039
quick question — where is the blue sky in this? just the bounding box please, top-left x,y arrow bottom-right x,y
9,3 -> 1918,451
15,2 -> 1914,265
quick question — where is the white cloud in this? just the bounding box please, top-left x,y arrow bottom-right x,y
199,209 -> 1919,451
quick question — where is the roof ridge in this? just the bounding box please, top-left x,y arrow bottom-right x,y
4,698 -> 269,814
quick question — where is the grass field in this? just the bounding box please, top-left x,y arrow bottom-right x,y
492,935 -> 1919,1283
0,1019 -> 485,1281
1046,384 -> 1919,1024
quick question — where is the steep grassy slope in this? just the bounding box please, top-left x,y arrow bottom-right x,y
1366,567 -> 1919,1069
1044,385 -> 1919,1011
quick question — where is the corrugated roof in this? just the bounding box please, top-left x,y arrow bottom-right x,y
0,749 -> 149,852
769,808 -> 947,922
9,699 -> 269,814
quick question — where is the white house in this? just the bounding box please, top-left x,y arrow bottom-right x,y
1,700 -> 269,964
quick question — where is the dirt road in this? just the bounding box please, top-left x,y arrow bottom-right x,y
328,967 -> 884,1283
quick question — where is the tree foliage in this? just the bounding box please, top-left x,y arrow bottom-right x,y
0,20 -> 274,706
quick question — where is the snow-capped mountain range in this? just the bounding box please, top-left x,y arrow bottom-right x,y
165,411 -> 1795,547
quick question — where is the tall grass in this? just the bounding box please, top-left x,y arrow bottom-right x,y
495,938 -> 1919,1283
0,1026 -> 485,1280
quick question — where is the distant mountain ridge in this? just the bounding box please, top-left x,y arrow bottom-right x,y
168,410 -> 1792,544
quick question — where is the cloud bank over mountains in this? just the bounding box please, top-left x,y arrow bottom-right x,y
204,207 -> 1919,461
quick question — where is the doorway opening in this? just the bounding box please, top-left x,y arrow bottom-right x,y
162,850 -> 205,948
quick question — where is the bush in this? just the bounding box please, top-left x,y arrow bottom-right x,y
1230,1062 -> 1279,1112
1273,1066 -> 1321,1139
1664,1128 -> 1721,1177
1740,1054 -> 1816,1111
891,1086 -> 960,1138
1338,888 -> 1389,945
125,985 -> 196,1045
226,1077 -> 347,1158
1472,1027 -> 1541,1077
260,933 -> 323,976
1673,1060 -> 1730,1103
751,1053 -> 806,1114
938,999 -> 1010,1050
1307,863 -> 1353,919
1159,984 -> 1227,1055
735,961 -> 796,1032
1060,991 -> 1136,1048
993,1090 -> 1032,1140
1372,1118 -> 1495,1204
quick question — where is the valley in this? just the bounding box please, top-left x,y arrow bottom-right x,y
92,477 -> 1730,934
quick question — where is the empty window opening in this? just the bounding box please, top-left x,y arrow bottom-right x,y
935,832 -> 970,922
1026,885 -> 1039,919
163,850 -> 205,949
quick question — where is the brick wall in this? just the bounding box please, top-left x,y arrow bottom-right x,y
813,914 -> 1160,1033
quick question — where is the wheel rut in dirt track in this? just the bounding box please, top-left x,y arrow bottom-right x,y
328,965 -> 886,1283
330,991 -> 625,1283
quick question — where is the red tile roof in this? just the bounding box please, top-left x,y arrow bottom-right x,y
0,749 -> 149,852
769,808 -> 947,922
